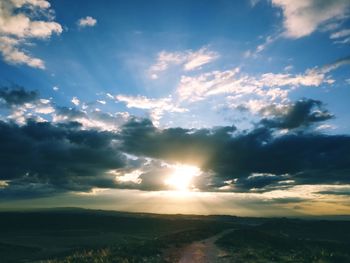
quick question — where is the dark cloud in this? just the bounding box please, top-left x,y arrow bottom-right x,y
0,87 -> 348,198
317,190 -> 350,196
0,120 -> 125,198
260,99 -> 334,130
234,173 -> 290,191
54,107 -> 129,130
114,159 -> 174,191
55,107 -> 86,119
0,86 -> 38,107
264,197 -> 307,204
1,113 -> 349,197
119,117 -> 350,192
120,118 -> 237,165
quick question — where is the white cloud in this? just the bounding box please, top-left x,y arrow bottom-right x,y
115,169 -> 142,184
52,108 -> 130,131
244,34 -> 281,58
315,124 -> 336,131
334,37 -> 350,44
256,34 -> 280,53
71,97 -> 80,106
176,66 -> 330,103
330,28 -> 350,44
5,96 -> 55,124
322,57 -> 350,73
258,69 -> 328,87
174,59 -> 349,119
34,105 -> 54,114
0,37 -> 45,68
330,29 -> 350,39
177,68 -> 244,102
106,93 -> 114,99
97,100 -> 106,105
272,0 -> 350,38
0,0 -> 62,68
284,65 -> 293,71
183,48 -> 219,71
52,86 -> 59,91
150,51 -> 184,73
77,16 -> 97,28
0,0 -> 62,39
11,0 -> 51,9
149,47 -> 218,78
116,95 -> 187,126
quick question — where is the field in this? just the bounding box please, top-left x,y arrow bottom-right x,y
0,208 -> 349,262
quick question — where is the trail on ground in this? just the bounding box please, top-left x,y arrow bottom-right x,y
177,229 -> 233,263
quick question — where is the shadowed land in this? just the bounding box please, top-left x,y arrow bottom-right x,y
0,208 -> 350,262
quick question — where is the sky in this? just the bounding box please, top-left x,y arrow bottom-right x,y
0,0 -> 350,217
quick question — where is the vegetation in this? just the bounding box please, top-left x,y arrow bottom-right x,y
0,209 -> 231,262
216,219 -> 350,263
1,209 -> 350,262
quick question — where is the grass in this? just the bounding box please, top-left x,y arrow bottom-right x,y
1,209 -> 350,263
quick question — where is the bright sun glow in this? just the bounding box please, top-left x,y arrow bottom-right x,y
164,164 -> 201,191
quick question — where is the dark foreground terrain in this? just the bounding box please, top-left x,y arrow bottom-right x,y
0,208 -> 349,263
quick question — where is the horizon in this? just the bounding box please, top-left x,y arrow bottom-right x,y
1,206 -> 350,221
1,0 -> 350,218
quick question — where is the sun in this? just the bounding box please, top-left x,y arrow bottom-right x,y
164,164 -> 201,191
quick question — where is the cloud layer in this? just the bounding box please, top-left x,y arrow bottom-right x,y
0,86 -> 349,201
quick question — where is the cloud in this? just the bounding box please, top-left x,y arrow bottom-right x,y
77,16 -> 97,28
0,86 -> 349,198
330,28 -> 350,39
258,69 -> 330,87
1,112 -> 349,197
149,47 -> 218,78
0,37 -> 45,68
0,86 -> 130,131
245,34 -> 281,58
0,0 -> 62,68
113,159 -> 194,191
259,99 -> 334,130
176,56 -> 350,119
119,108 -> 350,192
176,66 -> 328,104
53,106 -> 130,131
0,86 -> 39,107
272,0 -> 350,38
177,68 -> 246,102
317,188 -> 350,196
183,48 -> 219,71
322,56 -> 350,73
0,86 -> 55,123
116,95 -> 187,126
0,120 -> 126,198
97,100 -> 106,105
0,0 -> 62,38
71,96 -> 80,106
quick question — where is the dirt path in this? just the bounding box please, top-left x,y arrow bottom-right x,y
177,229 -> 233,263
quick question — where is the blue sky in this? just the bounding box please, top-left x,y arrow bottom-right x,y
0,0 -> 350,216
1,0 -> 349,130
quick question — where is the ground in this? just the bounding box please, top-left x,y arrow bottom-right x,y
0,209 -> 350,263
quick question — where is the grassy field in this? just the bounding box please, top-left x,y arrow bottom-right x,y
0,209 -> 350,262
216,219 -> 350,263
0,208 -> 232,262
